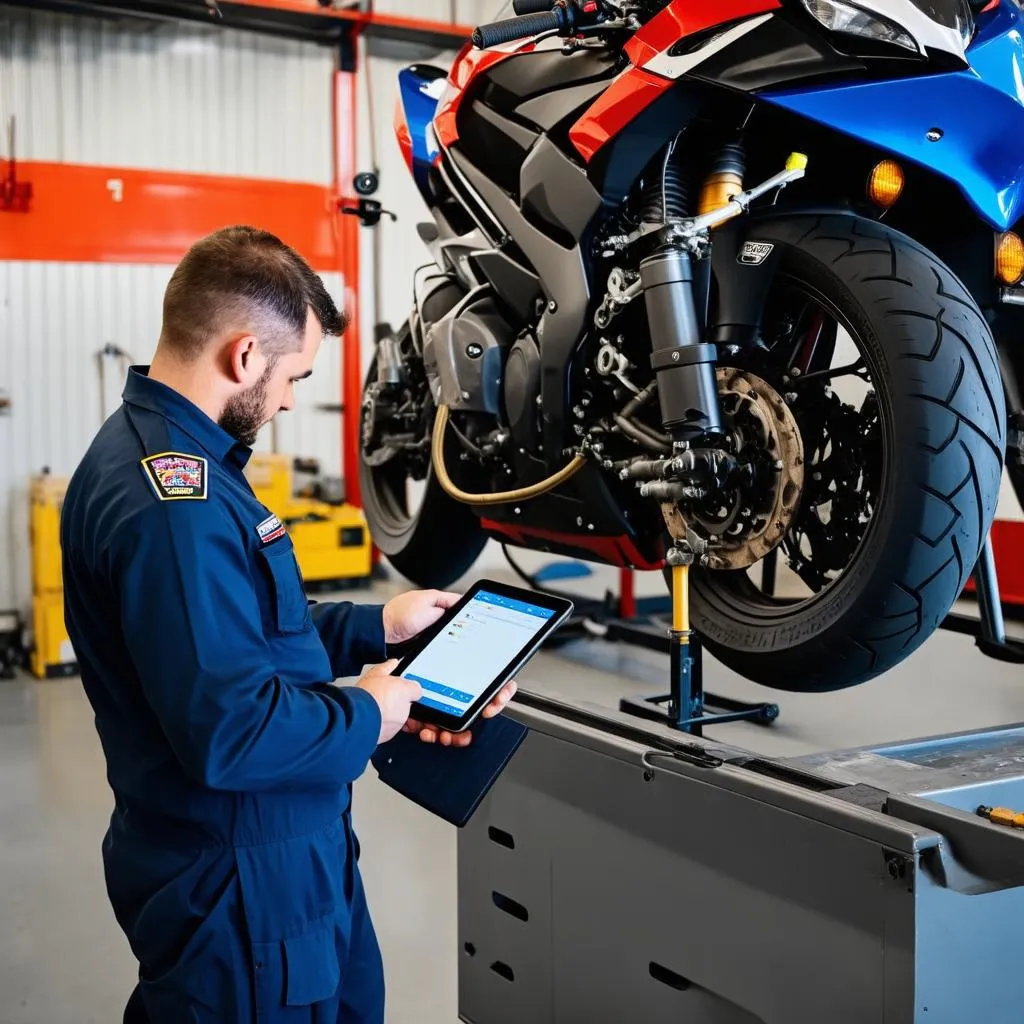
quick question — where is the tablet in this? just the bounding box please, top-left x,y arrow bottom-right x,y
394,580 -> 574,732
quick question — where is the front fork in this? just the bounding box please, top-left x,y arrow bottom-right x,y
641,152 -> 808,447
641,247 -> 724,442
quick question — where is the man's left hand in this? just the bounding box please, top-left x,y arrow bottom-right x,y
382,589 -> 462,646
403,680 -> 517,748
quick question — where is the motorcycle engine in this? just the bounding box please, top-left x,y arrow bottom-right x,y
423,293 -> 514,415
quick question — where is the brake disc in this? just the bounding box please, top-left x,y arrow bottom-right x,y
689,367 -> 805,571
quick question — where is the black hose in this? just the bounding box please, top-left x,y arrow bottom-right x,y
621,381 -> 657,419
614,414 -> 670,452
502,545 -> 540,589
448,418 -> 483,460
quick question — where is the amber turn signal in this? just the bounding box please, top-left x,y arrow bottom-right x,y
867,160 -> 905,208
996,232 -> 1024,286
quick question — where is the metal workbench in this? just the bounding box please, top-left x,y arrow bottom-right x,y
456,693 -> 1024,1024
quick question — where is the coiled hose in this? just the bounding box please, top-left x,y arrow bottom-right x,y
432,404 -> 587,506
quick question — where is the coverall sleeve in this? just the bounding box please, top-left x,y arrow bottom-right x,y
310,602 -> 387,679
112,500 -> 382,793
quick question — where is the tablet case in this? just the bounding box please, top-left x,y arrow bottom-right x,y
370,713 -> 529,827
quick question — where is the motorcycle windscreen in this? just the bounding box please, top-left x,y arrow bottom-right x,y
759,1 -> 1024,230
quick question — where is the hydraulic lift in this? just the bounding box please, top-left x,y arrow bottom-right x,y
455,537 -> 1024,1024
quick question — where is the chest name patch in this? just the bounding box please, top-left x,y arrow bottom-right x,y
256,513 -> 287,545
142,453 -> 208,501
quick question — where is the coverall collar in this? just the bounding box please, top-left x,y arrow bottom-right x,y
123,366 -> 252,469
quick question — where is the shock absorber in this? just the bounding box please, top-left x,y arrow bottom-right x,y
639,147 -> 725,442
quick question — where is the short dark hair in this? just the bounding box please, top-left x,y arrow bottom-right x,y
159,226 -> 347,360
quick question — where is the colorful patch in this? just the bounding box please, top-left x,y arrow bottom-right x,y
141,453 -> 208,501
256,513 -> 287,545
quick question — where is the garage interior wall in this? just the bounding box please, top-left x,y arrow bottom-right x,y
0,7 -> 345,614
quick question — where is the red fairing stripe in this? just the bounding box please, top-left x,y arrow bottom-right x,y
481,519 -> 665,571
569,67 -> 677,164
571,0 -> 781,163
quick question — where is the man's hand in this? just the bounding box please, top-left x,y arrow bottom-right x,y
403,680 -> 518,748
357,659 -> 422,744
382,589 -> 462,645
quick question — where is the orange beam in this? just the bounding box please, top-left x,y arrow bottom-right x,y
333,65 -> 364,508
0,161 -> 351,271
227,0 -> 473,39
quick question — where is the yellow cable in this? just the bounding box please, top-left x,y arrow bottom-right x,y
431,404 -> 588,507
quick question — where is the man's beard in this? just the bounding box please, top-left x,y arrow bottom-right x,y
219,362 -> 274,448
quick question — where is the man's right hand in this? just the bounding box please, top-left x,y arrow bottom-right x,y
357,659 -> 422,744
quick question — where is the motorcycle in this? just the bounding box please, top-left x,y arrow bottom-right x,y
360,0 -> 1022,692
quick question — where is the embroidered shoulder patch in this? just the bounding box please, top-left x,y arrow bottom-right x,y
142,452 -> 208,501
256,513 -> 286,545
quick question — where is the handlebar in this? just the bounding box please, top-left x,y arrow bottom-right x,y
512,0 -> 555,13
472,10 -> 561,49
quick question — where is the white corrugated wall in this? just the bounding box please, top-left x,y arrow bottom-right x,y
0,7 -> 346,615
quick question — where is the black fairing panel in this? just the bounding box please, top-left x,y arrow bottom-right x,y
516,78 -> 611,134
479,464 -> 662,566
458,102 -> 539,197
692,15 -> 868,91
590,85 -> 705,203
521,137 -> 603,244
483,48 -> 619,106
470,100 -> 540,154
450,149 -> 591,463
470,250 -> 542,322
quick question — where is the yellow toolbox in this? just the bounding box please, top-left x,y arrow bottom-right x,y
245,454 -> 294,515
286,503 -> 372,590
31,591 -> 77,679
30,474 -> 68,596
246,454 -> 372,590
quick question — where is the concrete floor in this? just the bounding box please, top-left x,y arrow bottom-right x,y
2,568 -> 1023,1024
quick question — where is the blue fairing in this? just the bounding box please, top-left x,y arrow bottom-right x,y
398,67 -> 445,201
761,2 -> 1024,231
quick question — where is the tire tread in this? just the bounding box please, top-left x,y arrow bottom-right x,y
693,214 -> 1005,691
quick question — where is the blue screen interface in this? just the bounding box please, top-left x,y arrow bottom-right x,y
401,590 -> 555,716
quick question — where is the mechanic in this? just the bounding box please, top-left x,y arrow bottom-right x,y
60,225 -> 514,1024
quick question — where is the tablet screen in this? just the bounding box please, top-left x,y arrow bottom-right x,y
400,589 -> 557,718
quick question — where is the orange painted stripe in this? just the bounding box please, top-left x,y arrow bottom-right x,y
0,162 -> 353,271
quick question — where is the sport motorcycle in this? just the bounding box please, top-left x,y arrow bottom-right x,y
359,0 -> 1023,691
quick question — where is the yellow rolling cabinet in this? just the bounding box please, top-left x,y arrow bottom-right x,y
31,592 -> 77,679
246,454 -> 372,590
245,453 -> 293,515
29,473 -> 78,678
287,502 -> 371,590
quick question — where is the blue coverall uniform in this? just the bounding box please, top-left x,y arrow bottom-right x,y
61,367 -> 388,1023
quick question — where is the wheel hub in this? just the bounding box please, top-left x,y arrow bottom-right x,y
687,367 -> 805,570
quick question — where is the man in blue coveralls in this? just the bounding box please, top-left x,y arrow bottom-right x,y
61,226 -> 514,1023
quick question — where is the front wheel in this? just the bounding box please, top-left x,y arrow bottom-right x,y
359,340 -> 486,589
693,215 -> 1005,691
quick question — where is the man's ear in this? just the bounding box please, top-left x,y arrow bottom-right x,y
226,334 -> 262,385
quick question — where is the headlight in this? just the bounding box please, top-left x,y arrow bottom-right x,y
801,0 -> 920,53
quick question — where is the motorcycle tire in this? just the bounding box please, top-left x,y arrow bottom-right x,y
692,215 -> 1006,692
359,353 -> 487,589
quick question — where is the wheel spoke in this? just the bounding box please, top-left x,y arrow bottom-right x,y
797,358 -> 866,384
